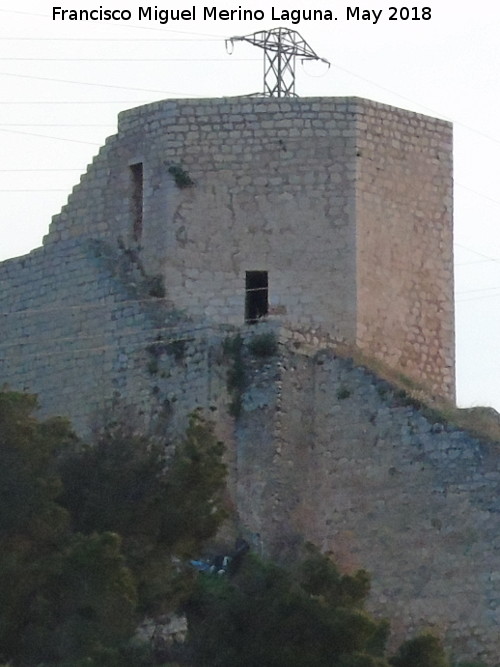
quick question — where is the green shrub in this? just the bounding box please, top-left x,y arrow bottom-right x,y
147,274 -> 166,298
223,335 -> 245,418
337,386 -> 352,400
59,412 -> 227,615
389,633 -> 448,667
247,332 -> 278,358
147,358 -> 159,375
166,339 -> 187,362
168,165 -> 194,189
186,551 -> 391,667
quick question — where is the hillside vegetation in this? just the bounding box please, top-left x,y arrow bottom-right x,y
0,391 -> 486,666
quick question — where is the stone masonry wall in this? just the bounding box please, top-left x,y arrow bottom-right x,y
45,97 -> 359,341
0,238 -> 229,437
0,93 -> 474,658
43,95 -> 454,398
0,226 -> 497,662
234,341 -> 500,664
355,101 -> 455,400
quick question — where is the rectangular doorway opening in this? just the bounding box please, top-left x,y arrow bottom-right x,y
245,271 -> 268,324
130,162 -> 143,242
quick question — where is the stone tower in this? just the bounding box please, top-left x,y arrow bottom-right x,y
7,99 -> 500,665
43,96 -> 454,401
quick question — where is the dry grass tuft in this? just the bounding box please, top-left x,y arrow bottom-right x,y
332,344 -> 500,444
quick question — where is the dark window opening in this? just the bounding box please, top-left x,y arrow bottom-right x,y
130,162 -> 143,242
245,271 -> 268,324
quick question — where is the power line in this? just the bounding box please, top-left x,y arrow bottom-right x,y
0,38 -> 498,301
455,243 -> 500,265
455,182 -> 500,207
2,57 -> 499,155
0,123 -> 113,127
0,295 -> 166,318
456,286 -> 500,295
0,71 -> 198,96
0,100 -> 150,104
0,189 -> 68,192
456,259 -> 500,267
0,8 -> 46,18
0,37 -> 219,42
0,319 -> 222,356
0,8 -> 224,38
334,62 -> 500,146
457,292 -> 500,303
0,128 -> 100,146
0,58 -> 258,62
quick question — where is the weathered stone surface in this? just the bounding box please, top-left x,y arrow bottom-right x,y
40,96 -> 453,400
234,345 -> 500,665
2,95 -> 488,661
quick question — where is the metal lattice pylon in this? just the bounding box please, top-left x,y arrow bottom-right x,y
226,27 -> 330,98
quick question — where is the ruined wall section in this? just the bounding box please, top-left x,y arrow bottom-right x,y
235,344 -> 499,664
0,239 -> 228,437
45,136 -> 122,246
354,101 -> 454,400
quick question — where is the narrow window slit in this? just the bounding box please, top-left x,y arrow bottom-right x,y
130,162 -> 143,242
245,271 -> 268,324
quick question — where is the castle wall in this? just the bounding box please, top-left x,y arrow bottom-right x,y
0,220 -> 496,662
0,93 -> 475,657
43,95 -> 454,399
46,97 -> 360,341
355,101 -> 454,400
235,344 -> 500,664
0,239 -> 226,437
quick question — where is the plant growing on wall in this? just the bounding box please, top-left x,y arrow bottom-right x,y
146,337 -> 188,377
247,332 -> 278,358
146,274 -> 166,298
337,386 -> 352,400
389,634 -> 448,667
223,334 -> 246,418
168,164 -> 195,189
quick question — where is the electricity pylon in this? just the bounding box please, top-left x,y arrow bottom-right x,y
226,27 -> 330,97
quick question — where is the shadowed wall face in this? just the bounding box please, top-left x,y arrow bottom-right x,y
355,102 -> 454,400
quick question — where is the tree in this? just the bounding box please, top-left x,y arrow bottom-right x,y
58,411 -> 227,614
185,551 -> 391,667
297,542 -> 371,609
185,549 -> 455,667
0,392 -> 71,541
17,532 -> 137,666
0,392 -> 458,666
389,634 -> 448,667
0,392 -> 228,664
0,392 -> 137,665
